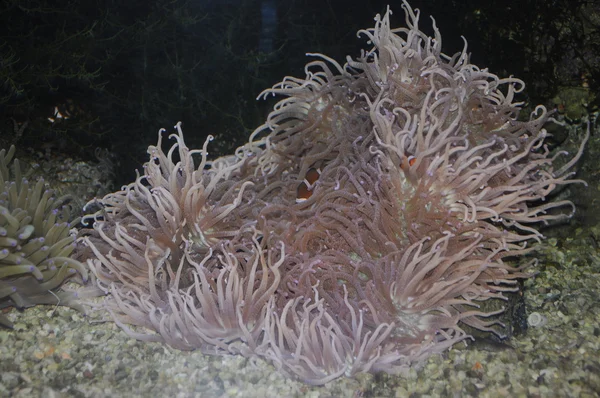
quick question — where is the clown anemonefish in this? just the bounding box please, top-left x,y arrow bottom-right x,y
400,155 -> 417,172
296,167 -> 321,203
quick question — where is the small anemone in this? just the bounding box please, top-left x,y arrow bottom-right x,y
0,146 -> 88,328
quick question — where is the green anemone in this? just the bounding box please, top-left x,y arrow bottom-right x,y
0,146 -> 87,328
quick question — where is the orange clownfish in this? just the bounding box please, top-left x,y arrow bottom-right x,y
400,155 -> 416,172
296,168 -> 321,203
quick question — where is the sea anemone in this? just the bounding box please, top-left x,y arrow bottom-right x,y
0,146 -> 88,328
79,1 -> 587,384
